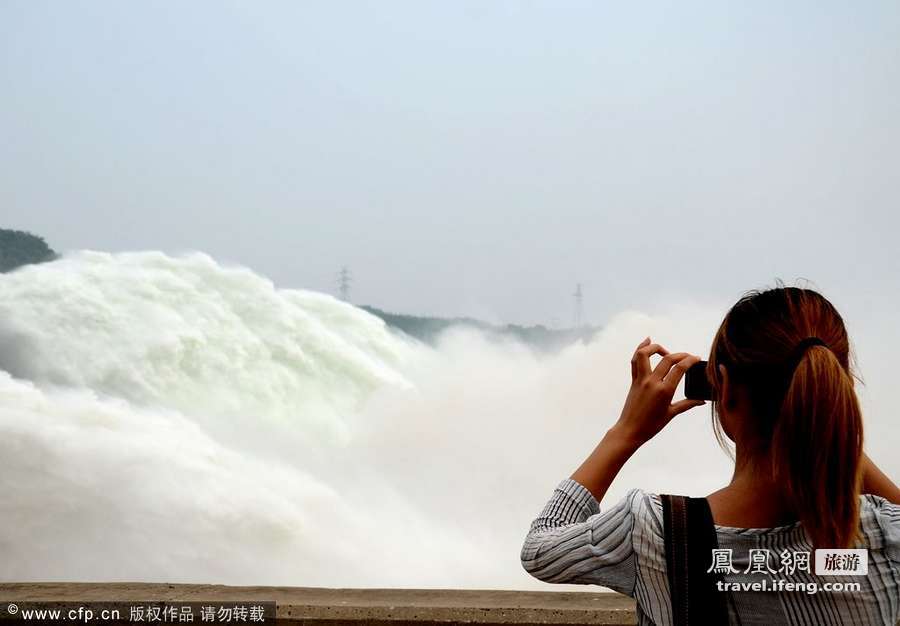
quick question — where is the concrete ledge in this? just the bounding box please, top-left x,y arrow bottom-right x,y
0,583 -> 637,625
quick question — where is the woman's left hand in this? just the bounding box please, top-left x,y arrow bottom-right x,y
611,337 -> 706,447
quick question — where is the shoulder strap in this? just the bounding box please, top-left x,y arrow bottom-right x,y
661,494 -> 729,625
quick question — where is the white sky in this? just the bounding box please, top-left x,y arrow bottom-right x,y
2,0 -> 898,326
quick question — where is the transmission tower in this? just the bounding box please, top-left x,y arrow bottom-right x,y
573,283 -> 583,328
337,266 -> 352,301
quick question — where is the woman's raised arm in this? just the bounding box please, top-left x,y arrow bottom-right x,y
861,452 -> 900,504
570,337 -> 705,503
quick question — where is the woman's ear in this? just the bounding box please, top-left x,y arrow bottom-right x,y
718,364 -> 731,410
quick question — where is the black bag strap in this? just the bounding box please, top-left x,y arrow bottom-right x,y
661,494 -> 729,625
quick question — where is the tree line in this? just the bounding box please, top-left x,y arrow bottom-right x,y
0,229 -> 58,272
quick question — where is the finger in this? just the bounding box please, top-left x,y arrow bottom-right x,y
662,354 -> 702,386
632,341 -> 669,378
651,352 -> 690,380
669,398 -> 706,417
631,337 -> 650,380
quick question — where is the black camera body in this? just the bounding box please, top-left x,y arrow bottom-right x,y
684,360 -> 712,401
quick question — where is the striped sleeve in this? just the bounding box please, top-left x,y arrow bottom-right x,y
867,494 -> 900,565
520,478 -> 638,595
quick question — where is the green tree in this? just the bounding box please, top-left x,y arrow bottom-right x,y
0,229 -> 58,272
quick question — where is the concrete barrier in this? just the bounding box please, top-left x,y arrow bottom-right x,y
1,583 -> 637,625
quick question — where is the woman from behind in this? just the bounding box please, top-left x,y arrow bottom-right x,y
520,286 -> 900,625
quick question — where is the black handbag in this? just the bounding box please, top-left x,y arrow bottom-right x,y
660,494 -> 730,625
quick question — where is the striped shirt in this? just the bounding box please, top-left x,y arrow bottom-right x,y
521,478 -> 900,625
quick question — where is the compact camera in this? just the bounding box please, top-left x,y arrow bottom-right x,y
684,360 -> 712,401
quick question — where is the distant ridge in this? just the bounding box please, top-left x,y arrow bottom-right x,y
360,305 -> 598,352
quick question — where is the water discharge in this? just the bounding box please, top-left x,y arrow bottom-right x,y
0,252 -> 895,590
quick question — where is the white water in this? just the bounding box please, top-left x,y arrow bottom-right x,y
0,251 -> 896,589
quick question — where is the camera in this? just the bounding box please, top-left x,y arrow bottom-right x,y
684,360 -> 712,401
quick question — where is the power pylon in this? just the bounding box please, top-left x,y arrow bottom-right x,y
337,266 -> 352,301
573,283 -> 583,328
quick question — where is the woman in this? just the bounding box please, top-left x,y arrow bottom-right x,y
521,286 -> 900,625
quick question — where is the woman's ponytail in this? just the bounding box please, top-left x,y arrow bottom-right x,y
709,286 -> 864,551
771,344 -> 863,550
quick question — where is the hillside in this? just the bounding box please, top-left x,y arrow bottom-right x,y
0,228 -> 58,272
361,305 -> 597,352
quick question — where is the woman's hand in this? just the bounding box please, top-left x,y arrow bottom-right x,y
611,337 -> 706,447
570,337 -> 707,502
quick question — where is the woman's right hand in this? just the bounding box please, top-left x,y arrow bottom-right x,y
611,337 -> 706,447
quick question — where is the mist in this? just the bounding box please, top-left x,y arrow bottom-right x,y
0,251 -> 896,591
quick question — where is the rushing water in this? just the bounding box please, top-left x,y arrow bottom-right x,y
0,251 -> 893,590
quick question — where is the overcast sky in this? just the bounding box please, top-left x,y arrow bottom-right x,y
2,1 -> 898,326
